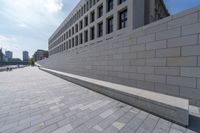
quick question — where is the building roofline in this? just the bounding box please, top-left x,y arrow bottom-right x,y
160,0 -> 170,16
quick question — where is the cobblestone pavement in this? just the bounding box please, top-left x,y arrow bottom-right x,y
0,67 -> 199,133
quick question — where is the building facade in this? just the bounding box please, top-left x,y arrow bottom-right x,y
5,51 -> 13,61
33,50 -> 49,61
38,1 -> 200,106
23,51 -> 29,62
48,0 -> 169,56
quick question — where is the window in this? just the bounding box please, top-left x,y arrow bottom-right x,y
75,35 -> 78,46
87,1 -> 89,11
75,24 -> 78,33
64,43 -> 66,50
66,31 -> 68,39
84,16 -> 88,27
98,22 -> 103,37
107,16 -> 113,34
84,30 -> 88,42
69,39 -> 71,48
119,9 -> 127,29
84,4 -> 86,13
72,27 -> 74,35
93,0 -> 96,5
90,0 -> 92,8
66,41 -> 69,50
90,26 -> 95,40
72,38 -> 74,47
90,11 -> 95,23
98,4 -> 103,18
79,20 -> 83,30
107,0 -> 113,12
79,33 -> 83,44
81,7 -> 84,16
69,30 -> 71,37
118,0 -> 126,4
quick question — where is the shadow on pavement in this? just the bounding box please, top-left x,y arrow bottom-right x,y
188,115 -> 200,132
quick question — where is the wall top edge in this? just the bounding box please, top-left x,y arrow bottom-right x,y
49,3 -> 200,41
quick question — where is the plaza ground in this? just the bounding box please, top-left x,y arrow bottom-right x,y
0,67 -> 199,133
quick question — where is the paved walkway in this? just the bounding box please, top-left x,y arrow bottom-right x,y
0,67 -> 198,133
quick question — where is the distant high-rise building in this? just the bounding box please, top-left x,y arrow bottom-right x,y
0,48 -> 3,62
5,51 -> 13,61
23,51 -> 29,62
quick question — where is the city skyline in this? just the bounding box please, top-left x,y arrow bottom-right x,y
0,0 -> 200,59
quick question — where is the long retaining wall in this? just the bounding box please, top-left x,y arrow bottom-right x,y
38,6 -> 200,106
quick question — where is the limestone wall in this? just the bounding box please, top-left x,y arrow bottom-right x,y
38,6 -> 200,106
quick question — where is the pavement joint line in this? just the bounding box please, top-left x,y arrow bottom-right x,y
0,67 -> 198,133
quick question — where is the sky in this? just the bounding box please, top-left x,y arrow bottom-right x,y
0,0 -> 200,59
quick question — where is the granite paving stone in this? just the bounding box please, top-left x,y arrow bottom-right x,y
0,67 -> 198,133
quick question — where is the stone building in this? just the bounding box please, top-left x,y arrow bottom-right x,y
33,50 -> 48,61
48,0 -> 169,56
145,0 -> 169,24
39,0 -> 200,106
5,51 -> 13,61
23,51 -> 29,62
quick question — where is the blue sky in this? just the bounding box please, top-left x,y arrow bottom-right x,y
0,0 -> 200,59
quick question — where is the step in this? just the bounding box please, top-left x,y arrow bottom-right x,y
39,67 -> 189,126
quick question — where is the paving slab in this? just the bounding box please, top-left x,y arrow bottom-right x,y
0,67 -> 199,133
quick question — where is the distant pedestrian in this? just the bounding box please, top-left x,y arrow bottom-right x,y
6,67 -> 9,71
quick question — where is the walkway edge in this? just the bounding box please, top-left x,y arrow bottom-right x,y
39,67 -> 189,126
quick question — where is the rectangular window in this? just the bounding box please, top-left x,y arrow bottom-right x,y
69,39 -> 71,48
84,4 -> 86,13
72,38 -> 74,47
75,24 -> 78,33
84,16 -> 88,27
90,26 -> 95,40
84,30 -> 88,42
79,33 -> 83,44
75,35 -> 78,46
66,41 -> 69,50
93,0 -> 96,5
69,30 -> 71,37
66,31 -> 68,39
81,7 -> 84,16
90,0 -> 92,8
118,0 -> 126,4
79,20 -> 83,30
98,22 -> 103,37
98,4 -> 103,18
107,16 -> 113,34
119,9 -> 127,29
107,0 -> 113,12
72,27 -> 74,35
87,1 -> 89,11
90,11 -> 95,23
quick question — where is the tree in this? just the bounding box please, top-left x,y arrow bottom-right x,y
30,58 -> 35,66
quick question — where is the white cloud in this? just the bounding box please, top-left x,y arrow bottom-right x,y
45,0 -> 63,13
0,35 -> 16,42
0,0 -> 80,58
0,35 -> 20,53
1,0 -> 64,29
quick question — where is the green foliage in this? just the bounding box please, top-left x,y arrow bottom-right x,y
30,58 -> 35,66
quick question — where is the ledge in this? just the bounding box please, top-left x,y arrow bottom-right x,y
39,67 -> 189,126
